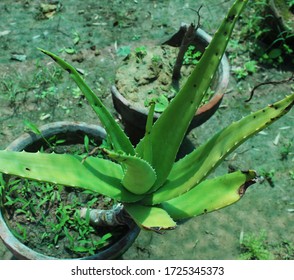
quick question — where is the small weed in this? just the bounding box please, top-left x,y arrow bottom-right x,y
35,85 -> 58,99
72,31 -> 80,45
23,120 -> 66,150
12,223 -> 28,243
144,94 -> 169,113
116,46 -> 131,58
183,45 -> 202,65
134,46 -> 147,60
0,60 -> 64,107
151,55 -> 162,64
132,35 -> 141,41
232,60 -> 258,80
201,88 -> 215,106
72,87 -> 82,99
259,168 -> 275,188
244,60 -> 257,72
274,240 -> 294,260
33,60 -> 63,87
0,75 -> 24,105
239,230 -> 272,260
279,142 -> 292,161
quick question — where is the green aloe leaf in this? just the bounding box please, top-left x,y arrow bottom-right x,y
136,0 -> 249,190
100,148 -> 157,195
143,93 -> 294,205
39,48 -> 135,156
161,170 -> 257,220
0,151 -> 142,202
124,204 -> 176,230
142,102 -> 155,165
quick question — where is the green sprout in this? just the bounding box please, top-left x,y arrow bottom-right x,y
183,45 -> 202,65
134,46 -> 147,60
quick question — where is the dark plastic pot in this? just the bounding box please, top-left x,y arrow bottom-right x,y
111,28 -> 230,143
0,121 -> 140,260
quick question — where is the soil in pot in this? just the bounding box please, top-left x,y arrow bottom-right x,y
115,43 -> 219,114
1,136 -> 129,259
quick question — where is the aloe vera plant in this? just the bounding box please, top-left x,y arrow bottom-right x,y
0,0 -> 293,232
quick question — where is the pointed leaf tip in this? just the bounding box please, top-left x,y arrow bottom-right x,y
161,170 -> 257,220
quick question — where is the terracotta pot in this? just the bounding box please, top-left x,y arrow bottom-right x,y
111,28 -> 230,143
0,121 -> 140,259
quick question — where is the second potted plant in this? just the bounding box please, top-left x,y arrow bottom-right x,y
111,24 -> 230,143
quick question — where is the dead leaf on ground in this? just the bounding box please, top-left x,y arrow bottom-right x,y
0,30 -> 11,37
39,3 -> 62,19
